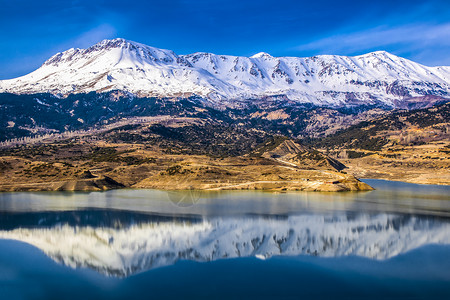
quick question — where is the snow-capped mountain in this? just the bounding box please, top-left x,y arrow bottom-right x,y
1,214 -> 449,277
1,38 -> 450,107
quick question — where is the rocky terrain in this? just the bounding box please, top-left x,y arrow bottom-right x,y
305,103 -> 450,185
0,119 -> 371,192
1,99 -> 448,190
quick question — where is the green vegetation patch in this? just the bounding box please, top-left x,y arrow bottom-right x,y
80,147 -> 155,165
164,165 -> 192,176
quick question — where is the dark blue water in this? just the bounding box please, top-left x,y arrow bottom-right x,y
1,240 -> 449,300
0,179 -> 449,299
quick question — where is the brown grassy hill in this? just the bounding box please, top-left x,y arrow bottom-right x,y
257,138 -> 346,171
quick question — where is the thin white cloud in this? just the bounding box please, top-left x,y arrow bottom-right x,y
294,23 -> 450,65
61,23 -> 117,50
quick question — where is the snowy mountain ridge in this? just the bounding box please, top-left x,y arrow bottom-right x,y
1,38 -> 450,107
1,214 -> 449,277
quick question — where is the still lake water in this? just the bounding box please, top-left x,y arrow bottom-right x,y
0,179 -> 449,299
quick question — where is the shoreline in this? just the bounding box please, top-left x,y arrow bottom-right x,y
0,176 -> 373,193
1,175 -> 449,194
361,177 -> 450,187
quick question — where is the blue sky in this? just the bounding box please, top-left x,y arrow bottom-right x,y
1,0 -> 449,79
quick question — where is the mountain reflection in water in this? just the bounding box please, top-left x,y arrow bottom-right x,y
0,212 -> 449,277
0,179 -> 449,277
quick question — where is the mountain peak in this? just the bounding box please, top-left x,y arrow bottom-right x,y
369,50 -> 389,54
251,52 -> 273,59
41,38 -> 178,69
86,38 -> 154,54
94,38 -> 144,50
362,50 -> 398,59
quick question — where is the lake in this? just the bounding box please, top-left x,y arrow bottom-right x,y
0,179 -> 449,299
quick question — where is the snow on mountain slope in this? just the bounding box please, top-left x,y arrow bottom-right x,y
0,214 -> 448,277
0,39 -> 235,100
1,38 -> 449,107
